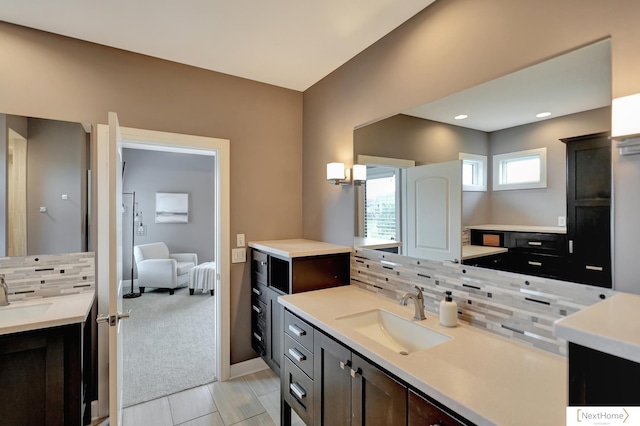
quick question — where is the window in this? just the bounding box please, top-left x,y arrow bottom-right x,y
363,167 -> 400,240
493,147 -> 547,191
459,152 -> 487,192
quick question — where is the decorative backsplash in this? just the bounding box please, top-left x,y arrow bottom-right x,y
351,248 -> 616,356
1,252 -> 95,301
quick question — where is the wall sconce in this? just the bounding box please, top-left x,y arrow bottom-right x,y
327,162 -> 367,186
612,93 -> 640,155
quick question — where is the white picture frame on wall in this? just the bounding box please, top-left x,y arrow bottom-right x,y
155,192 -> 189,223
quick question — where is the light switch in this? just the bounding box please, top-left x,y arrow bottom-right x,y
237,233 -> 246,247
558,216 -> 566,227
232,248 -> 246,263
39,207 -> 47,213
61,194 -> 68,200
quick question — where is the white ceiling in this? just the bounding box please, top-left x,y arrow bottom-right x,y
0,0 -> 435,91
403,39 -> 612,132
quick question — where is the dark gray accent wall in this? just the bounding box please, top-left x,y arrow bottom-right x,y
27,118 -> 87,255
121,148 -> 215,280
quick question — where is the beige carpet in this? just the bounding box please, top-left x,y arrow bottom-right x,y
122,285 -> 216,407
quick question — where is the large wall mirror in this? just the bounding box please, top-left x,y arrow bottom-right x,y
0,113 -> 91,256
354,39 -> 612,288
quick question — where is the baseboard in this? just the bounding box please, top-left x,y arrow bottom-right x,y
229,357 -> 269,379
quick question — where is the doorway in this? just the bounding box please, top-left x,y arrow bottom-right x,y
96,125 -> 230,417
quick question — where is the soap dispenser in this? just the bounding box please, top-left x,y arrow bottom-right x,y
439,291 -> 458,327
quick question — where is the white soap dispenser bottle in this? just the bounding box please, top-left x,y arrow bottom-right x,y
439,291 -> 458,327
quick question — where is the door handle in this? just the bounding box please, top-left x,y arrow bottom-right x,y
96,309 -> 131,326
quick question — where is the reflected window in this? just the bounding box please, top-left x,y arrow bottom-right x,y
459,152 -> 487,192
493,147 -> 547,191
363,167 -> 400,240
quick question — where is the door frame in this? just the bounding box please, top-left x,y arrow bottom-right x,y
96,125 -> 230,418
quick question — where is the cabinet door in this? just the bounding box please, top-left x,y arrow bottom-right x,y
351,353 -> 407,426
409,390 -> 464,426
313,332 -> 352,426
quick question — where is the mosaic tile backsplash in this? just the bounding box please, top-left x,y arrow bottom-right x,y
351,248 -> 616,356
1,252 -> 95,301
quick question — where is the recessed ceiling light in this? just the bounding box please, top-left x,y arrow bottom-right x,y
454,114 -> 468,120
536,112 -> 552,118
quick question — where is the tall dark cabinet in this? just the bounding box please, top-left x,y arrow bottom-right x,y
250,239 -> 351,376
562,132 -> 612,288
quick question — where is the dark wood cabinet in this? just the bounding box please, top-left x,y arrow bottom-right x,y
562,132 -> 612,288
409,390 -> 465,426
568,342 -> 640,406
251,247 -> 350,376
0,308 -> 93,426
284,320 -> 468,426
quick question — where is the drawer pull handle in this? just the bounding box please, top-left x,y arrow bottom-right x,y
289,382 -> 306,400
252,305 -> 262,314
288,324 -> 306,337
528,241 -> 543,246
586,265 -> 604,271
528,261 -> 542,267
260,261 -> 267,266
339,360 -> 351,370
253,332 -> 262,342
350,367 -> 361,378
288,348 -> 306,362
252,288 -> 261,296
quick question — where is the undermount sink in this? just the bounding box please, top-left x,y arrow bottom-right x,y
0,302 -> 53,323
335,309 -> 451,355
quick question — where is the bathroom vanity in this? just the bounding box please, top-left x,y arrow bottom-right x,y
0,292 -> 95,425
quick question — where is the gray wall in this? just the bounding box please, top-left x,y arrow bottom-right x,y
121,148 -> 215,280
303,0 -> 640,294
488,107 -> 610,225
27,118 -> 87,254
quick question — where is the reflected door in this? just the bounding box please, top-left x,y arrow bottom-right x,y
405,160 -> 462,263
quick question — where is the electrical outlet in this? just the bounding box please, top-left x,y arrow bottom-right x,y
232,248 -> 246,263
558,216 -> 566,227
237,233 -> 246,247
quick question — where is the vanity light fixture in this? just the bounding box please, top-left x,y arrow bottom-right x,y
612,93 -> 640,155
454,114 -> 468,120
536,112 -> 552,118
327,162 -> 367,186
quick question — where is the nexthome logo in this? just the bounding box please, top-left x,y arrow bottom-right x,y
567,407 -> 637,425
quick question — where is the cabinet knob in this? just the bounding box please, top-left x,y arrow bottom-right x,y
350,367 -> 361,378
339,360 -> 351,370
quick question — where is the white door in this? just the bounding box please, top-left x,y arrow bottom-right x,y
405,160 -> 462,263
97,112 -> 127,425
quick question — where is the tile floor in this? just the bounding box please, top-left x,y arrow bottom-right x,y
123,368 -> 304,426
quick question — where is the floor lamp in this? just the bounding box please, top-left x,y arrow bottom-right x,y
123,191 -> 142,299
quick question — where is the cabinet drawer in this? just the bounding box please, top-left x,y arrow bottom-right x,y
511,253 -> 567,278
284,334 -> 314,379
283,357 -> 314,426
514,232 -> 566,253
251,298 -> 267,324
251,282 -> 268,304
284,310 -> 314,351
252,250 -> 269,286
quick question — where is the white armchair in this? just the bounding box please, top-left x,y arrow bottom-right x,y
133,242 -> 198,295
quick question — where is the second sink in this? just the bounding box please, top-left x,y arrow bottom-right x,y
335,309 -> 451,355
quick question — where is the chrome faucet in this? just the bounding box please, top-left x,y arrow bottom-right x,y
0,275 -> 9,306
400,285 -> 425,320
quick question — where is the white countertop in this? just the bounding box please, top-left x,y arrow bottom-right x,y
248,238 -> 352,258
279,286 -> 566,426
462,244 -> 508,260
554,292 -> 640,363
353,237 -> 402,250
0,292 -> 95,335
467,224 -> 567,234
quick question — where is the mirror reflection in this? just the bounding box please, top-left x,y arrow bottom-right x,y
354,39 -> 612,288
0,114 -> 90,256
